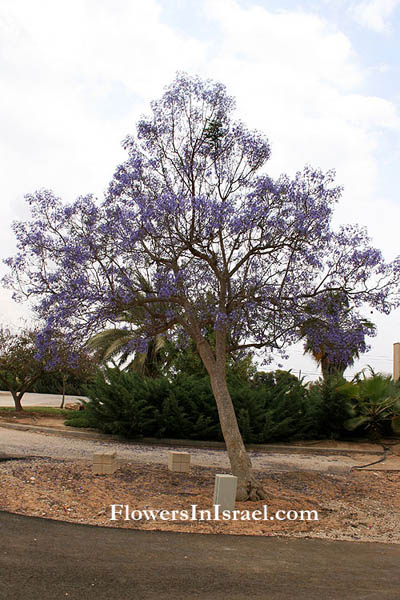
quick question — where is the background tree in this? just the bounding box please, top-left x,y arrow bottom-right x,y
4,74 -> 400,500
300,292 -> 376,380
0,326 -> 95,410
0,326 -> 47,410
47,336 -> 97,408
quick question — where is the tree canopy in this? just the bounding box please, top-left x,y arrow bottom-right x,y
4,73 -> 400,499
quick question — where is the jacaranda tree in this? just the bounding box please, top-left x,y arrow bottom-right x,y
4,73 -> 400,500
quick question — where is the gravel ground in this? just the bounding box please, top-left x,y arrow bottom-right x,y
0,427 -> 377,472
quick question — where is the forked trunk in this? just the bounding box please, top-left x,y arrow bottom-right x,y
208,369 -> 266,501
11,391 -> 23,411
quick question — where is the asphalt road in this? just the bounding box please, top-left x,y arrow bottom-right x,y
1,511 -> 400,600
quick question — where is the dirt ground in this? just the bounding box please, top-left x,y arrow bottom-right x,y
1,456 -> 399,544
0,411 -> 71,428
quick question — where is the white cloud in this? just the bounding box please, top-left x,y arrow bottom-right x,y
201,0 -> 400,375
2,0 -> 399,253
202,0 -> 400,254
349,0 -> 400,32
0,0 -> 209,323
0,0 -> 207,218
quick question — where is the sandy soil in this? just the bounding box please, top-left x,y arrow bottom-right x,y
1,457 -> 399,544
0,412 -> 73,428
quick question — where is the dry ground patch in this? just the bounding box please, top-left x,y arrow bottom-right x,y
0,458 -> 399,544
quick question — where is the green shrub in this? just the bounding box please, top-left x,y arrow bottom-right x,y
160,375 -> 221,440
245,370 -> 318,442
64,410 -> 97,429
342,373 -> 400,440
69,367 -> 320,443
78,369 -> 169,438
307,375 -> 353,439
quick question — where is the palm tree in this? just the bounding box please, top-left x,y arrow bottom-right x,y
343,370 -> 400,440
86,309 -> 169,377
87,272 -> 170,377
300,292 -> 375,380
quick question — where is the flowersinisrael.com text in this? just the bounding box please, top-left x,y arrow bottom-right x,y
110,504 -> 319,522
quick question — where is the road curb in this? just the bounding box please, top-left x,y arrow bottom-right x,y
0,421 -> 117,442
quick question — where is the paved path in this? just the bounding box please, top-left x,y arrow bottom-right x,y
0,391 -> 86,408
1,511 -> 400,600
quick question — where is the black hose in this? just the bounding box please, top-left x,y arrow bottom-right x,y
350,444 -> 390,470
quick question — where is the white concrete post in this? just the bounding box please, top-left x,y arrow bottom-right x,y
213,474 -> 237,511
394,343 -> 400,381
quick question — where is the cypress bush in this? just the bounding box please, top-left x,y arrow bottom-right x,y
66,367 -> 321,442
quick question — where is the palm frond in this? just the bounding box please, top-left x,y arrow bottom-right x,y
86,328 -> 134,361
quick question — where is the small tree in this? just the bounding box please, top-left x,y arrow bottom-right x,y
0,326 -> 46,410
4,74 -> 400,499
49,338 -> 96,408
0,326 -> 95,410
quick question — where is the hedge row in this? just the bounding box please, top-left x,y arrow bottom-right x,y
65,368 -> 351,443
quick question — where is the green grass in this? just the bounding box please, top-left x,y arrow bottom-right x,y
0,406 -> 69,416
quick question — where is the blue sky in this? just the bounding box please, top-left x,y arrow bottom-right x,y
0,0 -> 399,378
159,0 -> 400,94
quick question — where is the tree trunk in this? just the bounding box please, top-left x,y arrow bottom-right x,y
321,357 -> 345,381
190,315 -> 265,501
11,391 -> 23,411
60,375 -> 67,409
208,368 -> 266,502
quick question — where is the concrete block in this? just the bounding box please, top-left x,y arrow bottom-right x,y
176,463 -> 190,473
92,462 -> 118,475
168,451 -> 191,472
92,451 -> 118,475
102,463 -> 117,475
101,452 -> 117,464
93,452 -> 116,464
92,463 -> 105,475
213,474 -> 238,511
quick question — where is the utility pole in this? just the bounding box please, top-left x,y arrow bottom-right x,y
393,343 -> 400,381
